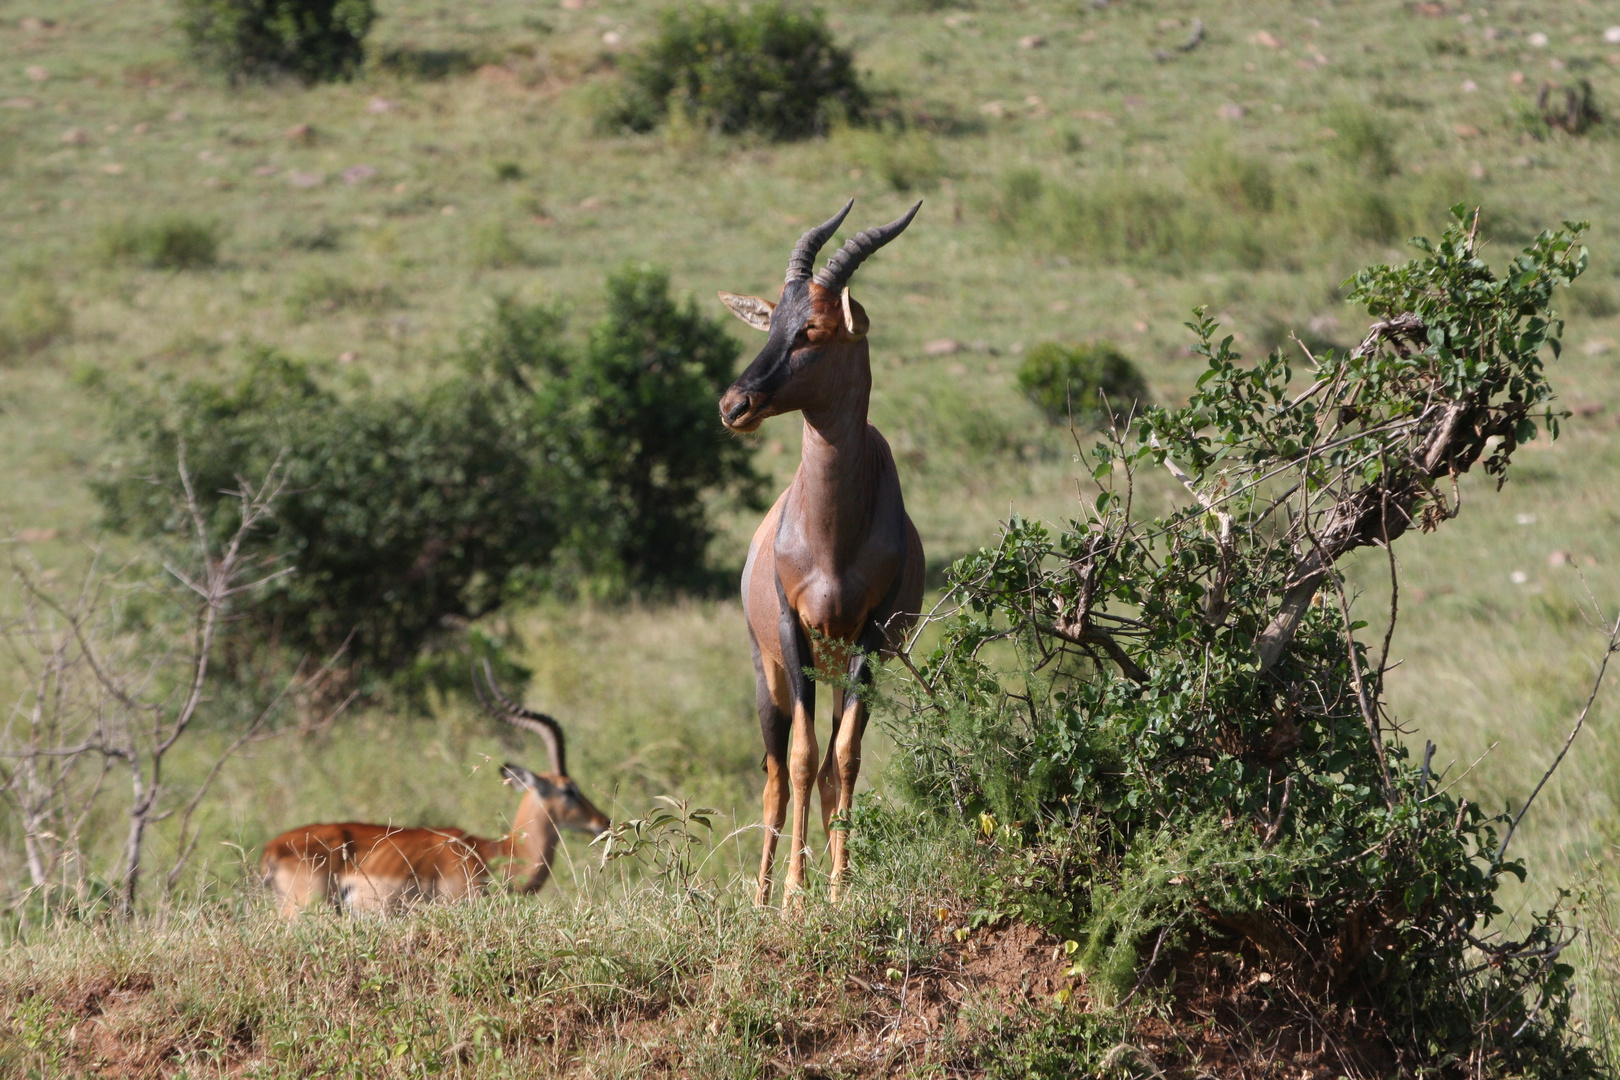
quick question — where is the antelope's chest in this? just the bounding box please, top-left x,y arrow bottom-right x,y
776,542 -> 902,645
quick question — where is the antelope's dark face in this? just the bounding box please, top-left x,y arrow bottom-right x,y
717,198 -> 920,434
718,280 -> 869,433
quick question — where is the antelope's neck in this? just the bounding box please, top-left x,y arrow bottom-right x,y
794,358 -> 876,565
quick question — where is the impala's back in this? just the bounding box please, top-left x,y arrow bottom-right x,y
261,822 -> 495,918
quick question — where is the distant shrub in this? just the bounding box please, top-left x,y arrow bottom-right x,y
608,3 -> 867,140
0,272 -> 71,359
95,267 -> 759,691
469,221 -> 530,270
1017,342 -> 1148,426
99,217 -> 221,270
179,0 -> 374,84
553,265 -> 765,586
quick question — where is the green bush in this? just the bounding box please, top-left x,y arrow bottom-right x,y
607,3 -> 867,140
554,264 -> 765,586
888,214 -> 1597,1075
98,217 -> 221,270
95,267 -> 759,692
1016,341 -> 1147,426
179,0 -> 374,84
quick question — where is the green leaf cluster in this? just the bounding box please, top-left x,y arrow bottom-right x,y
606,3 -> 868,140
93,266 -> 760,696
179,0 -> 375,84
886,211 -> 1594,1075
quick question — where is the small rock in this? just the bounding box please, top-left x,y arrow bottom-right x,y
1019,34 -> 1046,49
197,149 -> 222,163
1218,103 -> 1247,120
441,204 -> 458,215
1509,70 -> 1525,85
288,170 -> 324,188
1009,342 -> 1024,354
601,30 -> 621,44
1511,154 -> 1533,168
60,127 -> 87,145
367,96 -> 396,114
18,17 -> 55,31
16,528 -> 57,543
1048,300 -> 1068,313
1133,320 -> 1149,333
2,97 -> 38,109
285,122 -> 314,142
979,101 -> 1007,118
338,351 -> 359,364
560,0 -> 585,8
252,165 -> 279,177
925,339 -> 960,356
1582,339 -> 1613,356
1252,30 -> 1283,48
100,162 -> 124,175
578,195 -> 603,210
25,65 -> 49,81
1453,123 -> 1482,138
132,121 -> 149,134
1510,570 -> 1529,585
1548,550 -> 1571,568
1516,513 -> 1536,526
1528,31 -> 1548,48
1469,160 -> 1486,178
1462,79 -> 1478,92
167,109 -> 188,122
947,362 -> 968,376
943,13 -> 971,28
342,164 -> 377,184
1482,27 -> 1501,41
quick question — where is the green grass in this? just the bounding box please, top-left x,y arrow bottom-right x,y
3,0 -> 1620,1070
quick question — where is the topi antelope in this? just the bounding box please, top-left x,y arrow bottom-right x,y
718,199 -> 926,907
260,662 -> 609,918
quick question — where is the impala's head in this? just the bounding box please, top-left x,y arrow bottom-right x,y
718,199 -> 922,433
501,763 -> 612,838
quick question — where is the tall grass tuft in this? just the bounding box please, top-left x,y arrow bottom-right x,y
0,270 -> 71,360
98,217 -> 221,270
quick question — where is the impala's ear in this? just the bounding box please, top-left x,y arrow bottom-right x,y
841,289 -> 869,339
718,292 -> 775,332
502,762 -> 556,796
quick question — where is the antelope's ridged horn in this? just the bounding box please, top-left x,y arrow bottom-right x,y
474,659 -> 567,778
812,200 -> 923,293
785,199 -> 855,284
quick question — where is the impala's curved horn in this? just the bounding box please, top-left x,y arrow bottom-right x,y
785,199 -> 855,284
812,200 -> 923,294
474,659 -> 566,777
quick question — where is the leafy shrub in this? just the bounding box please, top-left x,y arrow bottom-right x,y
887,213 -> 1597,1075
552,264 -> 764,586
95,267 -> 759,691
179,0 -> 374,84
98,217 -> 221,270
0,272 -> 71,359
1016,342 -> 1147,426
469,221 -> 530,270
838,127 -> 946,192
607,3 -> 867,140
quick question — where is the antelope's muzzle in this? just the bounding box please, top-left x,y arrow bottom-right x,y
719,387 -> 769,433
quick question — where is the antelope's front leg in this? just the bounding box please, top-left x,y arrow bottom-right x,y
751,631 -> 792,908
779,606 -> 818,908
829,630 -> 882,900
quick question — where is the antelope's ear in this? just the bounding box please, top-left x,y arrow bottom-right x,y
718,291 -> 775,332
841,289 -> 869,339
502,762 -> 551,794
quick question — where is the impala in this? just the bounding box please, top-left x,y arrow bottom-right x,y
261,663 -> 609,918
718,199 -> 926,907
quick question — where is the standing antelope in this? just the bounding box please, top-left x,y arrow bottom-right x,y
717,199 -> 926,907
260,663 -> 610,918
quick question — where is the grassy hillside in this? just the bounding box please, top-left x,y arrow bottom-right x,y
4,0 -> 1620,1073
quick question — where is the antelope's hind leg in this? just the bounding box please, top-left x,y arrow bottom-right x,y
829,626 -> 885,901
752,628 -> 793,908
